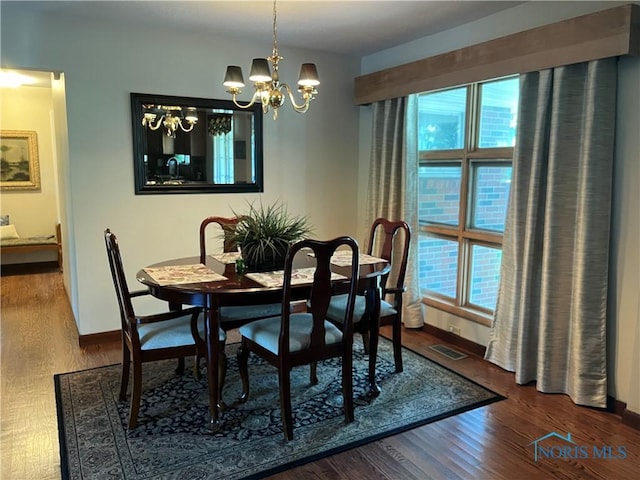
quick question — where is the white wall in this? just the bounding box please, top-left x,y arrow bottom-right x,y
1,8 -> 360,335
359,1 -> 640,408
51,73 -> 74,302
0,84 -> 59,264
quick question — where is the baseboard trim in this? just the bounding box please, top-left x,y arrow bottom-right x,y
78,330 -> 120,347
609,396 -> 626,416
420,323 -> 486,357
622,408 -> 640,431
0,261 -> 59,276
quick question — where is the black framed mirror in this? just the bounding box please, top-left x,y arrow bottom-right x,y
131,93 -> 263,194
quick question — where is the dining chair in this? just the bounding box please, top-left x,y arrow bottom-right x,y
237,236 -> 360,441
325,218 -> 411,373
199,216 -> 285,407
104,228 -> 226,429
199,216 -> 282,329
199,216 -> 241,263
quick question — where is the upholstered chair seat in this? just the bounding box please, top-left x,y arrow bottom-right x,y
218,304 -> 283,324
138,314 -> 225,350
239,313 -> 343,354
326,295 -> 397,326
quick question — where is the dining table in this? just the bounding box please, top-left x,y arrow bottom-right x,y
136,249 -> 390,431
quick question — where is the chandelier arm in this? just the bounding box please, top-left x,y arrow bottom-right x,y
178,123 -> 195,133
230,91 -> 262,110
280,83 -> 311,112
146,117 -> 166,131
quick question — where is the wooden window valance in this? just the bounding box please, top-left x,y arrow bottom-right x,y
354,3 -> 639,105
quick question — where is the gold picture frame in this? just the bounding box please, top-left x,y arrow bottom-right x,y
0,130 -> 41,191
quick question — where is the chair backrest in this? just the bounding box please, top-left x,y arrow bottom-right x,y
367,218 -> 411,297
104,229 -> 135,332
199,216 -> 240,263
281,237 -> 359,355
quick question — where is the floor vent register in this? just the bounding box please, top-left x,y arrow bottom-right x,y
429,344 -> 468,360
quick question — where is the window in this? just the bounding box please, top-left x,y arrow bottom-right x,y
417,77 -> 519,323
211,126 -> 235,184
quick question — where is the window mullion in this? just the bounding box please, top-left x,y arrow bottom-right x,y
459,239 -> 472,308
423,223 -> 457,237
456,85 -> 478,308
463,229 -> 504,245
467,148 -> 512,158
457,159 -> 469,308
467,84 -> 479,152
419,150 -> 464,161
458,84 -> 475,239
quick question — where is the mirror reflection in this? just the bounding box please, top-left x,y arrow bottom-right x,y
131,93 -> 263,194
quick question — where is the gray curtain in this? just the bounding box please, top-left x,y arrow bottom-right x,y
485,58 -> 617,408
367,97 -> 424,328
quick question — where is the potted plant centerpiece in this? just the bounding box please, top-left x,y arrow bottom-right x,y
226,201 -> 312,272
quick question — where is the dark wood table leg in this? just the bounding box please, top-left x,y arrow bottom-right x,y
205,303 -> 222,431
366,280 -> 381,397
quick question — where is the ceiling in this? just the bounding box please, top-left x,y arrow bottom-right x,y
4,1 -> 524,57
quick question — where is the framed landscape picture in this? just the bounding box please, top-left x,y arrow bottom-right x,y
0,130 -> 40,191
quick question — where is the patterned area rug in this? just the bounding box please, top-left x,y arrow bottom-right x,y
55,338 -> 502,479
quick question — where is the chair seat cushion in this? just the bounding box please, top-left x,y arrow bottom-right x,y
239,313 -> 343,355
325,294 -> 397,324
138,313 -> 225,350
219,303 -> 282,323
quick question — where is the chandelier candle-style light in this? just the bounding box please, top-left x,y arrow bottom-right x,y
142,104 -> 198,137
223,0 -> 319,120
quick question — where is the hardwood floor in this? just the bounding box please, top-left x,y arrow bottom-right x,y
1,266 -> 638,479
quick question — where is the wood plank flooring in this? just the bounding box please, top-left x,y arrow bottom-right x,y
1,266 -> 638,479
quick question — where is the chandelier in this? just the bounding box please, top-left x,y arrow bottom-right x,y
222,0 -> 319,120
141,104 -> 198,137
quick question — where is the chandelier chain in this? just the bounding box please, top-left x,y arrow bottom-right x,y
272,0 -> 278,60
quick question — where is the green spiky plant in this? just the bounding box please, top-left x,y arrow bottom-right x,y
226,201 -> 312,270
